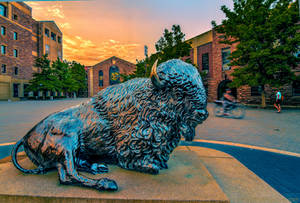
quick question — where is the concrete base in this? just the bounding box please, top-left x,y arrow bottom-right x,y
187,147 -> 290,203
0,146 -> 289,203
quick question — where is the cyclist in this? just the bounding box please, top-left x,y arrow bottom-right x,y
222,89 -> 236,115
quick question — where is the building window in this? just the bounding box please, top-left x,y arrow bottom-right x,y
45,44 -> 50,55
1,26 -> 6,35
1,64 -> 6,73
292,81 -> 300,96
14,67 -> 19,75
99,70 -> 103,87
45,28 -> 50,37
13,32 -> 18,40
58,36 -> 62,44
1,45 -> 6,55
23,84 -> 29,97
0,5 -> 7,17
13,49 -> 18,57
222,47 -> 231,71
202,53 -> 209,71
51,32 -> 56,41
13,83 -> 19,97
58,50 -> 62,59
251,85 -> 264,96
109,66 -> 120,85
13,14 -> 18,20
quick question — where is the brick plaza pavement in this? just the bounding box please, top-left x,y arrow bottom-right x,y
0,99 -> 299,153
196,105 -> 300,153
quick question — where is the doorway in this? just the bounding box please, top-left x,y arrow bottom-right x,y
13,83 -> 19,97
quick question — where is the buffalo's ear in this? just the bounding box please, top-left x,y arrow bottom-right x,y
150,60 -> 163,89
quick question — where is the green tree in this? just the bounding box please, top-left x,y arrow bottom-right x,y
120,60 -> 146,82
51,58 -> 70,93
52,59 -> 78,96
121,25 -> 192,81
27,55 -> 88,98
70,61 -> 88,96
212,0 -> 300,107
52,59 -> 87,97
27,55 -> 60,97
155,24 -> 192,63
121,53 -> 160,82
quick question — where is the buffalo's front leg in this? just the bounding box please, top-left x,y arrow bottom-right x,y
57,149 -> 117,191
154,159 -> 168,170
76,158 -> 108,175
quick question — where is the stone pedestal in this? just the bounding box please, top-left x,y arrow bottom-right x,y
0,147 -> 228,203
0,146 -> 289,203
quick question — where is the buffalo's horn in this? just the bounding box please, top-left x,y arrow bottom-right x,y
150,60 -> 163,88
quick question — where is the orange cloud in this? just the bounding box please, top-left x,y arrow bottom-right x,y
63,34 -> 142,65
26,0 -> 232,66
27,1 -> 144,65
47,5 -> 64,19
109,39 -> 119,44
27,2 -> 65,19
60,22 -> 71,29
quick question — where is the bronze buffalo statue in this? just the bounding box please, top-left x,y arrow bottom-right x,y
12,59 -> 208,191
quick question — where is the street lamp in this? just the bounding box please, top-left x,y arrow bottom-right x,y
144,45 -> 148,76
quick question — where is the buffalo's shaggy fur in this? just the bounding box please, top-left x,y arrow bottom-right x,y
12,59 -> 208,191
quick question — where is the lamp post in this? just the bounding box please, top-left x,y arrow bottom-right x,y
144,45 -> 148,58
144,45 -> 148,76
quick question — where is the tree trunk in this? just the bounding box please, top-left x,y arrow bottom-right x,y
261,90 -> 266,108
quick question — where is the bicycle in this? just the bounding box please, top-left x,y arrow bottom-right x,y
213,100 -> 246,119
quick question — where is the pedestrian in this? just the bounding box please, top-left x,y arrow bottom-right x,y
274,89 -> 283,113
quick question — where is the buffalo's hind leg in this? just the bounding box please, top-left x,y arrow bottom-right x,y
120,156 -> 160,175
57,150 -> 117,191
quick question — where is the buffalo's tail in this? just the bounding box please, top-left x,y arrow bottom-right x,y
11,139 -> 44,174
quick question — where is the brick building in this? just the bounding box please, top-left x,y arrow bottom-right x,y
37,21 -> 63,62
88,56 -> 136,97
0,2 -> 62,101
186,29 -> 300,105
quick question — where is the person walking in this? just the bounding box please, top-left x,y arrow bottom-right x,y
274,89 -> 282,113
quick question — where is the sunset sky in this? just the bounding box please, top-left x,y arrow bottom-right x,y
26,0 -> 233,66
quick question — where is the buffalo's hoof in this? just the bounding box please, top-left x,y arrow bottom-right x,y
96,178 -> 118,191
160,162 -> 168,169
146,164 -> 160,175
153,160 -> 168,170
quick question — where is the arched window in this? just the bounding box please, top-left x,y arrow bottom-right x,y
109,66 -> 120,85
98,70 -> 103,87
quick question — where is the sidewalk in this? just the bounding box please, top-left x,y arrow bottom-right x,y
242,103 -> 300,109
